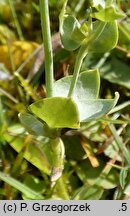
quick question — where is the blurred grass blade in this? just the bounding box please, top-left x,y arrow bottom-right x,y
109,100 -> 130,114
72,184 -> 104,200
119,166 -> 130,189
8,0 -> 24,40
0,97 -> 4,127
15,72 -> 38,101
109,124 -> 130,165
98,118 -> 130,125
0,172 -> 44,199
0,87 -> 18,103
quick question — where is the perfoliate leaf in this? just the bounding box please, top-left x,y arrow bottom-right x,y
91,6 -> 126,22
59,0 -> 86,51
53,70 -> 119,123
18,112 -> 59,138
89,21 -> 118,52
19,112 -> 44,136
29,97 -> 80,129
60,15 -> 86,50
54,69 -> 100,100
77,93 -> 119,122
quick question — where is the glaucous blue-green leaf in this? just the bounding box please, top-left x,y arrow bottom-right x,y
91,6 -> 125,22
53,70 -> 119,122
77,92 -> 119,122
59,0 -> 86,50
89,21 -> 118,52
18,112 -> 59,138
54,69 -> 100,100
29,97 -> 80,129
60,15 -> 86,50
19,112 -> 45,136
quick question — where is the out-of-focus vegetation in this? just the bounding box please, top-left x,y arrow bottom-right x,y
0,0 -> 130,200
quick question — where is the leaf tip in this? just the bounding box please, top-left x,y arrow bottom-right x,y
114,91 -> 120,104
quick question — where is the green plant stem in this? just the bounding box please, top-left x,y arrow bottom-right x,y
68,45 -> 87,97
8,0 -> 24,40
68,22 -> 106,97
39,0 -> 54,97
50,138 -> 64,184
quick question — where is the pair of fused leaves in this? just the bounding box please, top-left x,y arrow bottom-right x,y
19,69 -> 119,133
91,0 -> 125,21
91,6 -> 125,22
59,0 -> 125,52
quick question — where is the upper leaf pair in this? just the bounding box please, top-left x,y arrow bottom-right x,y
91,5 -> 125,22
59,0 -> 125,52
53,69 -> 119,123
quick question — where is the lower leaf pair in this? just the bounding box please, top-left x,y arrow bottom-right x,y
24,69 -> 119,129
19,69 -> 119,183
